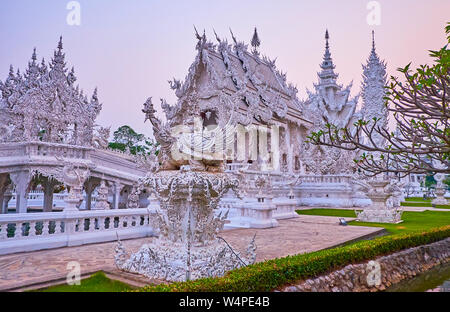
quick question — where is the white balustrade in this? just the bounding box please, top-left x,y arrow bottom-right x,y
0,208 -> 154,255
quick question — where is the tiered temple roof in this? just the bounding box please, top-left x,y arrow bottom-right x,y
0,37 -> 102,146
159,28 -> 311,129
305,30 -> 359,129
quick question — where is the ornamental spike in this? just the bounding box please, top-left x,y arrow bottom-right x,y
213,28 -> 221,43
372,30 -> 376,51
31,48 -> 37,62
58,36 -> 63,52
193,25 -> 202,41
251,27 -> 261,49
229,28 -> 237,44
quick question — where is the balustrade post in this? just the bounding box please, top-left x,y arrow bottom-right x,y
0,223 -> 6,240
29,222 -> 36,237
42,221 -> 50,236
98,217 -> 105,230
13,222 -> 20,238
54,220 -> 62,234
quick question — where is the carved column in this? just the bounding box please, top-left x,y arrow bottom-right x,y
0,174 -> 11,214
42,177 -> 58,212
84,178 -> 100,210
10,171 -> 31,213
285,123 -> 293,174
113,182 -> 124,209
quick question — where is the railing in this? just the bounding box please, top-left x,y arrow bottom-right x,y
0,208 -> 155,255
0,141 -> 92,159
225,163 -> 246,172
297,174 -> 352,184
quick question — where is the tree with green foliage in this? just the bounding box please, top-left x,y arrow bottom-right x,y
108,125 -> 154,155
308,24 -> 450,176
424,175 -> 437,188
443,175 -> 450,190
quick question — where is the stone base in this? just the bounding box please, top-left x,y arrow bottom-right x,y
272,198 -> 300,220
116,238 -> 255,282
356,208 -> 403,224
431,197 -> 448,206
220,197 -> 279,229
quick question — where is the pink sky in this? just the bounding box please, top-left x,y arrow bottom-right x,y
0,0 -> 449,138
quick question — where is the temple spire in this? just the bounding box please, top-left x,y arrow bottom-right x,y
317,29 -> 338,89
57,36 -> 63,53
361,31 -> 388,148
51,36 -> 66,72
251,27 -> 261,55
372,30 -> 376,51
31,48 -> 37,62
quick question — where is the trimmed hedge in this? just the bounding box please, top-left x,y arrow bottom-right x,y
136,225 -> 450,292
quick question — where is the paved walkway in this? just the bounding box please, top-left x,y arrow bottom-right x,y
0,215 -> 383,291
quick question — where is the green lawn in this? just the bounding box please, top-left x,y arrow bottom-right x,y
400,202 -> 450,209
405,197 -> 432,202
296,209 -> 450,235
403,196 -> 450,209
34,271 -> 134,292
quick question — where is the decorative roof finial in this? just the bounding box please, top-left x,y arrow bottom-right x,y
372,30 -> 376,51
213,28 -> 221,43
58,36 -> 63,52
317,29 -> 338,88
31,48 -> 37,62
251,27 -> 261,50
229,28 -> 237,44
193,25 -> 202,41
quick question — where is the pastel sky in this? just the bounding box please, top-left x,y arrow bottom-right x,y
0,0 -> 449,138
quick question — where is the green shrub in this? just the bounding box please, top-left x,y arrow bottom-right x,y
135,226 -> 450,292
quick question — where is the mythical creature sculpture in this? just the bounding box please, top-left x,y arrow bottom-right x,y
127,186 -> 140,208
92,126 -> 110,149
94,180 -> 111,210
60,163 -> 90,209
142,97 -> 233,172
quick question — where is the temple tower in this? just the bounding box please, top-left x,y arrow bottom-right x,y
360,30 -> 388,148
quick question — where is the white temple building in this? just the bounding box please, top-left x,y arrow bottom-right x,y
0,38 -> 149,215
0,29 -> 412,255
136,29 -> 396,228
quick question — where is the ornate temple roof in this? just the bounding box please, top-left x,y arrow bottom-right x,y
0,37 -> 102,146
304,30 -> 359,129
160,28 -> 311,128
